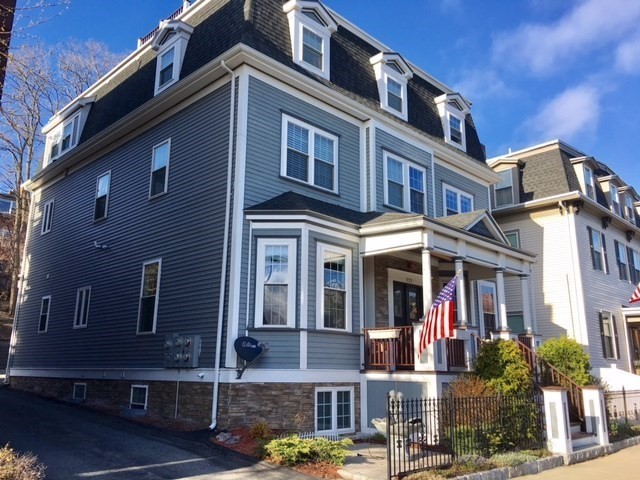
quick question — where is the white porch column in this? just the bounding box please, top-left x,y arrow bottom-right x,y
582,387 -> 609,446
495,268 -> 509,334
454,257 -> 467,327
520,274 -> 533,334
415,248 -> 435,371
542,387 -> 573,455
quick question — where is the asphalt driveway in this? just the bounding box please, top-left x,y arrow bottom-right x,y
0,387 -> 311,480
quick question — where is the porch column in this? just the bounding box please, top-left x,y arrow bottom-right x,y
415,247 -> 435,371
422,248 -> 433,309
520,274 -> 533,333
495,268 -> 509,332
454,257 -> 467,327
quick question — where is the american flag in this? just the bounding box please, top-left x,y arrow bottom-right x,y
631,283 -> 640,304
418,274 -> 458,356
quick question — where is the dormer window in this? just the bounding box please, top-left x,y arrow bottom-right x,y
50,114 -> 79,160
283,1 -> 338,80
625,195 -> 636,223
435,93 -> 471,152
611,185 -> 621,216
151,20 -> 193,95
370,53 -> 413,121
494,170 -> 514,207
42,96 -> 95,167
584,166 -> 595,199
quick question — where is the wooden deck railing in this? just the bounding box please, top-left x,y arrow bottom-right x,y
363,326 -> 414,370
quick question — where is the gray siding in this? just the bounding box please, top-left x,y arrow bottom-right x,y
307,332 -> 360,369
246,329 -> 300,369
374,128 -> 434,216
366,381 -> 430,424
15,85 -> 231,369
434,163 -> 489,216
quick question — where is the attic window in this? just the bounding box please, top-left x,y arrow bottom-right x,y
370,53 -> 413,121
584,166 -> 595,199
611,184 -> 621,216
43,96 -> 96,167
151,20 -> 194,95
284,1 -> 338,80
435,93 -> 471,152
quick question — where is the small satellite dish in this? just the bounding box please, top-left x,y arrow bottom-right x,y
234,336 -> 264,363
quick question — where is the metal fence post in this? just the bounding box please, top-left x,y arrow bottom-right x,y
623,387 -> 628,423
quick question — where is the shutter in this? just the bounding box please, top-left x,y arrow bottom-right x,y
598,311 -> 607,358
587,226 -> 596,268
602,233 -> 609,274
614,240 -> 621,280
613,314 -> 620,360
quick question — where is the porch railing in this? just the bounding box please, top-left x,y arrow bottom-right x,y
364,326 -> 414,370
446,339 -> 466,368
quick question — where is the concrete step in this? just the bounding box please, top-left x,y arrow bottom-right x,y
570,422 -> 582,435
571,431 -> 597,449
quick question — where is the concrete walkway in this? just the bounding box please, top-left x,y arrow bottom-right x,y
520,443 -> 640,479
339,442 -> 387,480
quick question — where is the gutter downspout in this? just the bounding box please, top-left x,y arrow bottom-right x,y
4,193 -> 35,384
210,60 -> 235,430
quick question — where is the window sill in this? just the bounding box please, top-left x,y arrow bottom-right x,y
149,191 -> 168,201
93,217 -> 108,224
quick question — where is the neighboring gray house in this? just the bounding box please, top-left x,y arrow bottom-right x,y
489,140 -> 640,390
8,0 -> 535,434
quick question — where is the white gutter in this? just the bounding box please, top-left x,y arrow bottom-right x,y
210,60 -> 235,430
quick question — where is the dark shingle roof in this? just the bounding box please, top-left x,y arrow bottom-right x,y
75,0 -> 487,165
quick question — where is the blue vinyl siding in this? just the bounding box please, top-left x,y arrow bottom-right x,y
434,163 -> 489,216
246,329 -> 300,369
307,332 -> 360,369
14,85 -> 231,369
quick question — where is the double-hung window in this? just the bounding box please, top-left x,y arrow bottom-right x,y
38,296 -> 51,333
599,311 -> 619,359
50,115 -> 80,161
317,243 -> 351,331
615,240 -> 629,281
138,259 -> 161,334
624,195 -> 635,223
315,387 -> 355,434
74,286 -> 91,328
150,140 -> 170,198
443,184 -> 473,216
628,248 -> 640,284
449,114 -> 463,145
584,166 -> 595,199
302,26 -> 323,70
41,200 -> 54,235
611,185 -> 621,216
158,47 -> 175,89
255,239 -> 297,328
387,76 -> 403,113
587,226 -> 608,273
383,152 -> 426,214
494,170 -> 514,207
282,116 -> 338,192
94,172 -> 110,221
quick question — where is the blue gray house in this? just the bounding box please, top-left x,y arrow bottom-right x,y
8,0 -> 536,434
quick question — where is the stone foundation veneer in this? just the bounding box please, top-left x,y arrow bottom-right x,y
10,377 -> 360,432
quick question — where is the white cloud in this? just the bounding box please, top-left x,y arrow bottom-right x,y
524,85 -> 600,141
615,36 -> 640,75
492,0 -> 640,75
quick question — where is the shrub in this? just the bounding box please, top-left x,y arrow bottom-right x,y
475,340 -> 532,395
0,444 -> 45,480
249,421 -> 272,440
490,451 -> 539,467
537,337 -> 591,386
446,375 -> 495,399
264,435 -> 353,466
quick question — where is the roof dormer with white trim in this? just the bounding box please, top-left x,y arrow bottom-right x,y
435,92 -> 471,152
151,19 -> 194,95
283,0 -> 338,80
42,96 -> 96,168
370,52 -> 413,121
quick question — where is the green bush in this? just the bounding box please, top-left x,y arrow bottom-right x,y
264,435 -> 353,466
0,444 -> 45,480
475,340 -> 533,395
537,337 -> 591,386
490,451 -> 539,467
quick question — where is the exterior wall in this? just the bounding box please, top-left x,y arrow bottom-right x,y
434,162 -> 490,217
14,86 -> 231,370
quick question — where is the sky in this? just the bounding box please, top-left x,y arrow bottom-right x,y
17,0 -> 640,189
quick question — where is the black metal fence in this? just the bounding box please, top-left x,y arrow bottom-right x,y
606,388 -> 640,427
386,393 -> 545,479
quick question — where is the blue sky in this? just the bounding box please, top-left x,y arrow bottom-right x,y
21,0 -> 640,188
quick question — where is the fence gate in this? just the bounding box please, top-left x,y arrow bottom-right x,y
386,393 -> 545,479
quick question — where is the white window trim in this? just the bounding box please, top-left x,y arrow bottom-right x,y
446,111 -> 466,150
504,230 -> 520,249
280,115 -> 339,193
152,21 -> 193,96
584,166 -> 595,200
611,185 -> 621,216
73,286 -> 91,329
600,310 -> 618,360
589,228 -> 608,274
435,94 -> 470,152
315,386 -> 355,434
624,195 -> 636,222
284,1 -> 337,80
370,53 -> 413,121
41,199 -> 54,235
38,295 -> 51,333
255,238 -> 297,328
47,113 -> 80,163
130,385 -> 149,410
73,382 -> 87,400
137,259 -> 162,335
382,151 -> 426,213
149,139 -> 171,199
494,169 -> 514,207
94,171 -> 111,221
442,183 -> 474,216
316,242 -> 352,332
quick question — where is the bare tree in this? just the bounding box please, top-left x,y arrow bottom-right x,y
0,39 -> 123,313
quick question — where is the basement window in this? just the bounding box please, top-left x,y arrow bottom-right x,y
130,385 -> 148,410
73,383 -> 87,400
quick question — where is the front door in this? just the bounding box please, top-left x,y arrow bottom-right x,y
477,280 -> 497,339
629,325 -> 640,374
392,281 -> 423,327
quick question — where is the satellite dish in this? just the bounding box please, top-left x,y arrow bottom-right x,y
234,336 -> 264,363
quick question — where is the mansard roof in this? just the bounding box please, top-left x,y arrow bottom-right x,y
62,0 -> 486,170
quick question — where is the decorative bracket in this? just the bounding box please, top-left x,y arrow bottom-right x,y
601,215 -> 612,230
